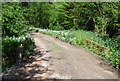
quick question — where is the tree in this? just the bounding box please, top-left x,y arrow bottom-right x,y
2,2 -> 28,37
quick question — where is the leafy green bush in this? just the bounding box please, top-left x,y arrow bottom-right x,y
2,2 -> 28,37
2,3 -> 36,70
2,35 -> 35,70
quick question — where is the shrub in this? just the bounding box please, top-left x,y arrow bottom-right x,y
2,35 -> 35,70
2,2 -> 28,37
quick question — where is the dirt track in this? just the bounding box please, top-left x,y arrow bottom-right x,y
2,31 -> 119,81
31,31 -> 118,79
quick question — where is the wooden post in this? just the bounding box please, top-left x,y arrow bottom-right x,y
104,47 -> 109,56
86,39 -> 89,46
85,38 -> 109,56
16,44 -> 23,65
96,45 -> 100,52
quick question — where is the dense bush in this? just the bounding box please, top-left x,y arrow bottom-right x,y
31,27 -> 120,69
2,35 -> 35,70
2,2 -> 28,37
2,2 -> 35,70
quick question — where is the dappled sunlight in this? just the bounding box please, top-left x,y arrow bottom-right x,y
2,46 -> 52,81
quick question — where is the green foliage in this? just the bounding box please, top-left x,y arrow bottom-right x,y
2,35 -> 35,70
26,2 -> 120,38
2,2 -> 35,70
2,2 -> 28,37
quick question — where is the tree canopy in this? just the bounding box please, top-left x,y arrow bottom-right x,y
22,2 -> 120,38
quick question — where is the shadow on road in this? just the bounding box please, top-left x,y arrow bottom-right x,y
2,46 -> 51,81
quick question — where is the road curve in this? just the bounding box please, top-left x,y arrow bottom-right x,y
30,31 -> 118,80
